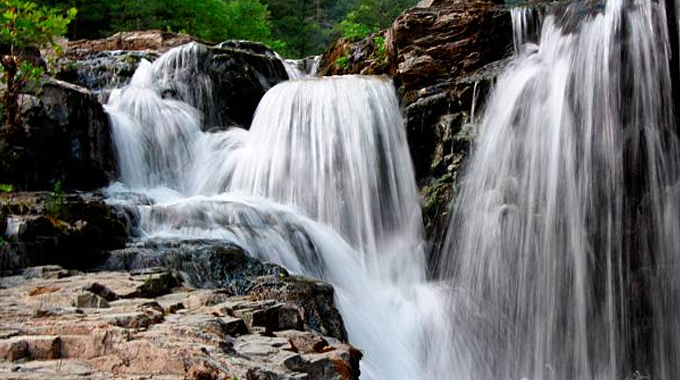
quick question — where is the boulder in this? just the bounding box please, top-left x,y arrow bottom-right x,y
0,79 -> 115,191
0,192 -> 132,273
174,41 -> 289,128
103,240 -> 346,341
60,33 -> 290,129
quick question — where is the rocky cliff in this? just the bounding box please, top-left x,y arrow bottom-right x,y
320,0 -> 513,253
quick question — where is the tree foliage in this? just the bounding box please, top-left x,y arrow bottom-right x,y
33,0 -> 416,58
0,0 -> 76,128
37,0 -> 284,51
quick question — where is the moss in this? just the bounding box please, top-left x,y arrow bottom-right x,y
334,56 -> 350,71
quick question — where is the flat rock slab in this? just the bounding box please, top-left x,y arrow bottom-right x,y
0,267 -> 361,380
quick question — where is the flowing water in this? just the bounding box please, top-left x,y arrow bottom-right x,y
441,1 -> 680,379
105,47 -> 452,379
103,0 -> 680,378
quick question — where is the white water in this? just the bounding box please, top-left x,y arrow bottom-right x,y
105,46 -> 454,379
441,1 -> 680,379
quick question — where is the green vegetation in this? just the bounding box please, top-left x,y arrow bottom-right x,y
334,55 -> 349,70
373,35 -> 386,60
46,180 -> 67,218
34,0 -> 417,58
0,183 -> 14,193
264,0 -> 417,56
0,0 -> 76,129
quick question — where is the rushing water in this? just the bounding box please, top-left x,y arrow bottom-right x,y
105,46 -> 453,379
104,0 -> 680,378
441,1 -> 680,379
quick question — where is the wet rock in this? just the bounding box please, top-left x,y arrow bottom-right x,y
62,34 -> 289,129
0,192 -> 131,273
103,240 -> 287,292
1,79 -> 115,191
248,276 -> 347,342
57,50 -> 159,99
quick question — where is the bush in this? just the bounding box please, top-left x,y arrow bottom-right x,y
0,0 -> 76,129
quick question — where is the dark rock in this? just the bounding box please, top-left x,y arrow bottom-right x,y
73,292 -> 110,309
57,50 -> 159,98
103,240 -> 287,292
0,192 -> 131,273
123,271 -> 181,299
247,276 -> 348,342
185,42 -> 289,128
0,79 -> 115,191
85,282 -> 119,301
321,0 -> 513,243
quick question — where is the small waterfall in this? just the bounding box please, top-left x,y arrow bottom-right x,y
105,49 -> 454,378
230,77 -> 424,274
440,1 -> 680,379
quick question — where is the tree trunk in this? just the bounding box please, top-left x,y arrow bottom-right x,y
1,55 -> 19,132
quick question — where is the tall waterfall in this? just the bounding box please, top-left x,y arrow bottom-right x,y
440,1 -> 680,379
105,45 -> 453,380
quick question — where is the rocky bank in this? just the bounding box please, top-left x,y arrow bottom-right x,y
0,265 -> 360,380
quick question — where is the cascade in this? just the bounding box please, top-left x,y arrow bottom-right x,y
105,46 -> 454,379
103,0 -> 680,378
440,1 -> 680,379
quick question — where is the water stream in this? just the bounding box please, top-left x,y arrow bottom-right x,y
441,0 -> 680,379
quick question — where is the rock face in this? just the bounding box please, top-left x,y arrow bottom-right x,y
59,33 -> 289,129
0,192 -> 132,273
185,41 -> 289,128
0,266 -> 361,380
102,241 -> 348,341
0,79 -> 116,191
319,0 -> 513,245
67,30 -> 198,53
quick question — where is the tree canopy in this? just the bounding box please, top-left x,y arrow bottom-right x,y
0,0 -> 76,128
34,0 -> 417,58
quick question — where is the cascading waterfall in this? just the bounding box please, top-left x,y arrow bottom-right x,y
103,0 -> 680,377
105,44 -> 455,380
440,1 -> 680,380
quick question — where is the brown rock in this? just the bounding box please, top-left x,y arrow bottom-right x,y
288,333 -> 329,354
68,30 -> 197,54
74,292 -> 110,309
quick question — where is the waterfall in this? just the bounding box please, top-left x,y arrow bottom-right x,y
105,45 -> 455,379
440,1 -> 680,379
103,0 -> 680,377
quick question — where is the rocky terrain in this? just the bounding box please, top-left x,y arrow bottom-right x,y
0,265 -> 361,380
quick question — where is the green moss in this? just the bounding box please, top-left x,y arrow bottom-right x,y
46,180 -> 68,219
334,56 -> 350,71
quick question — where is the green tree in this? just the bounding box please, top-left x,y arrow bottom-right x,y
0,0 -> 76,129
38,0 -> 283,49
